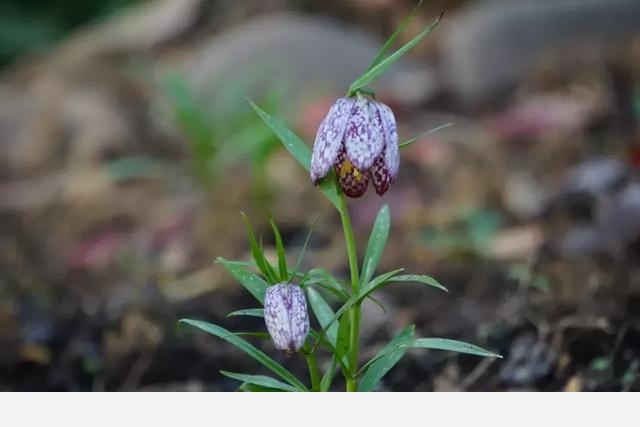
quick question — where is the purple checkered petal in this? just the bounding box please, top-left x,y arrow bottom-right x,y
375,101 -> 399,182
264,283 -> 309,354
310,97 -> 355,184
344,98 -> 384,172
369,149 -> 391,195
335,149 -> 369,198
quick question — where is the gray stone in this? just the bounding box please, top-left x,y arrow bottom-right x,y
184,13 -> 434,106
438,0 -> 640,105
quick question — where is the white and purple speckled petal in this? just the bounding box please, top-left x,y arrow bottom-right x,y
310,97 -> 355,184
376,101 -> 399,181
288,285 -> 310,351
344,98 -> 384,172
264,283 -> 309,354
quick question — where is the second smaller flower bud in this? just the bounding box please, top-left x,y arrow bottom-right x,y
264,283 -> 310,355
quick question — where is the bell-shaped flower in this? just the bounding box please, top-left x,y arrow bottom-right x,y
264,283 -> 310,355
310,97 -> 399,197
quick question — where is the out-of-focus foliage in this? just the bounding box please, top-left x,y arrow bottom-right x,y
163,71 -> 287,193
0,0 -> 143,66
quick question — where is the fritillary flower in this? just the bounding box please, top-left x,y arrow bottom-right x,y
310,97 -> 399,197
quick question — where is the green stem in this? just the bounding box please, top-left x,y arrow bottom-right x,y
305,351 -> 321,392
336,184 -> 361,392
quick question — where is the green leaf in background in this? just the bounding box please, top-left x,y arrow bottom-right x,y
269,216 -> 288,281
411,338 -> 502,358
348,11 -> 443,95
358,325 -> 415,391
216,257 -> 269,303
248,100 -> 343,212
220,371 -> 298,392
398,123 -> 453,149
366,0 -> 424,71
105,156 -> 168,182
387,274 -> 448,292
227,308 -> 265,318
360,204 -> 391,286
240,213 -> 278,283
179,319 -> 308,391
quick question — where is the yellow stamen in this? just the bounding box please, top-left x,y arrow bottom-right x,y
339,159 -> 363,182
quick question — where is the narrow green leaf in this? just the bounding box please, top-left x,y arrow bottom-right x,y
358,325 -> 415,391
240,213 -> 277,283
336,311 -> 351,364
387,274 -> 448,292
216,258 -> 269,303
235,332 -> 271,339
220,371 -> 298,392
227,308 -> 265,318
366,0 -> 424,71
349,11 -> 444,95
180,319 -> 308,391
412,338 -> 502,358
304,279 -> 349,302
258,235 -> 279,282
360,204 -> 391,286
293,216 -> 319,275
269,217 -> 288,281
320,356 -> 340,392
248,100 -> 343,212
238,383 -> 286,392
398,123 -> 454,149
318,268 -> 404,342
306,288 -> 339,346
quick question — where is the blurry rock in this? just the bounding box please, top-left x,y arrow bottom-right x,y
58,0 -> 206,62
185,13 -> 435,108
564,157 -> 629,197
499,332 -> 556,386
489,225 -> 544,261
438,0 -> 640,105
503,173 -> 549,219
597,183 -> 640,250
559,225 -> 602,257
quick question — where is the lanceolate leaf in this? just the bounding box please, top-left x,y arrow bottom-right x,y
220,371 -> 298,392
216,258 -> 269,303
269,216 -> 288,281
398,123 -> 454,149
248,100 -> 343,212
412,338 -> 502,358
348,11 -> 443,95
365,0 -> 425,72
358,325 -> 415,392
293,216 -> 319,275
240,213 -> 277,283
360,204 -> 391,286
387,274 -> 448,292
318,269 -> 404,341
180,319 -> 308,391
306,287 -> 339,347
227,308 -> 265,318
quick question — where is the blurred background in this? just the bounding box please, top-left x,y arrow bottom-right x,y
1,0 -> 639,391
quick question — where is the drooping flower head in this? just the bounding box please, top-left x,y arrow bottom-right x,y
311,97 -> 399,197
264,282 -> 310,355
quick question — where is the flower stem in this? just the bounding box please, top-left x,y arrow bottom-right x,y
336,185 -> 361,392
304,351 -> 321,392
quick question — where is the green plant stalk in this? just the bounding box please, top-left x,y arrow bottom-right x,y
304,351 -> 321,392
336,182 -> 361,392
